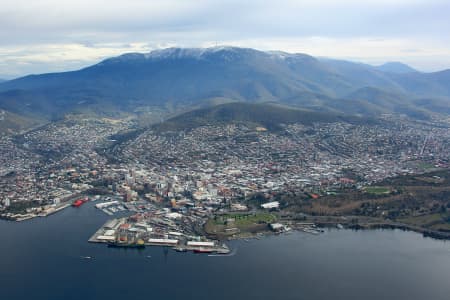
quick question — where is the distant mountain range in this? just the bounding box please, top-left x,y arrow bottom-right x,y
373,62 -> 418,74
0,46 -> 449,132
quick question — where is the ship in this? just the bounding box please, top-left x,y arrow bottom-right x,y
107,242 -> 145,249
174,247 -> 187,252
72,197 -> 89,207
107,239 -> 146,249
301,227 -> 321,235
193,248 -> 214,253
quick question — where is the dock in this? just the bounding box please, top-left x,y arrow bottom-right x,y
88,218 -> 231,254
11,203 -> 71,222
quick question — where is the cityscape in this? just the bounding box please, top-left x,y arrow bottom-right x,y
1,111 -> 449,246
1,1 -> 450,300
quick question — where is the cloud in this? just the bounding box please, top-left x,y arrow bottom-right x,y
0,0 -> 449,77
2,0 -> 449,43
0,43 -> 153,77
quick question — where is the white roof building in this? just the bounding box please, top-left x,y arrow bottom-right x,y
261,201 -> 280,209
187,241 -> 215,247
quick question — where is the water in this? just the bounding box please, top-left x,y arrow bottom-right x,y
1,202 -> 449,300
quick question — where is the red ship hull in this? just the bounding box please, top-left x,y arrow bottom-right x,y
72,197 -> 88,207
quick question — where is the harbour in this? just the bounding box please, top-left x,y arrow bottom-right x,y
88,218 -> 231,254
1,202 -> 450,300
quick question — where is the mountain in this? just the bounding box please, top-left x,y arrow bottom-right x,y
342,87 -> 432,119
0,108 -> 42,134
155,102 -> 371,132
374,62 -> 417,73
0,46 -> 449,132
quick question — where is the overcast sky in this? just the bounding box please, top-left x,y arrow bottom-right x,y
1,0 -> 450,78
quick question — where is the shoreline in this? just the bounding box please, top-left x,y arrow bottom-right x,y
0,203 -> 71,222
2,203 -> 449,241
210,216 -> 450,241
308,219 -> 450,240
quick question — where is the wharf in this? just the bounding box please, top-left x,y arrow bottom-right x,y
41,203 -> 71,216
173,244 -> 230,254
88,219 -> 114,243
88,229 -> 105,243
12,203 -> 71,222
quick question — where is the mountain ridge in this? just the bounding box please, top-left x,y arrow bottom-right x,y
0,46 -> 449,133
374,62 -> 418,73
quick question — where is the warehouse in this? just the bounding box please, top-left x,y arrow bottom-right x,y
186,241 -> 215,247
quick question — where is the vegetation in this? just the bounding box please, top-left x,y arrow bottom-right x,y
212,212 -> 277,227
399,213 -> 450,232
416,161 -> 436,170
364,186 -> 391,195
399,213 -> 447,227
273,169 -> 450,233
155,102 -> 368,132
0,109 -> 42,134
2,47 -> 450,133
205,212 -> 277,236
4,201 -> 41,214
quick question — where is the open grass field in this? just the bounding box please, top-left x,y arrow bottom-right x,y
399,213 -> 444,227
215,213 -> 277,226
364,186 -> 391,195
415,161 -> 437,171
205,212 -> 277,236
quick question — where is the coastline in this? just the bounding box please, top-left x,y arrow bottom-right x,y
1,203 -> 71,222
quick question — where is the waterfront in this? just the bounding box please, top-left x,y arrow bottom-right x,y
1,202 -> 449,300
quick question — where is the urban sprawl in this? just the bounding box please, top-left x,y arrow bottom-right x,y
1,115 -> 449,251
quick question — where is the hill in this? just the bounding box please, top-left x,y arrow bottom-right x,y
0,109 -> 42,134
155,102 -> 371,132
343,87 -> 432,119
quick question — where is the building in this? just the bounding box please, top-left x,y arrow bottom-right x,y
261,201 -> 280,209
186,241 -> 215,247
270,223 -> 284,232
148,238 -> 178,245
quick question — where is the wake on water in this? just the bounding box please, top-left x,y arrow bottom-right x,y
208,247 -> 238,257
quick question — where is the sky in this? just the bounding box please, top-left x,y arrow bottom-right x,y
1,0 -> 450,79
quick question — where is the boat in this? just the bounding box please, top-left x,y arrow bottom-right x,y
72,197 -> 89,207
72,200 -> 84,207
215,248 -> 231,255
302,227 -> 321,235
193,248 -> 214,253
107,242 -> 145,249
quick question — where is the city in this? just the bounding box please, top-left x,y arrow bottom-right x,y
2,1 -> 450,299
1,112 -> 449,243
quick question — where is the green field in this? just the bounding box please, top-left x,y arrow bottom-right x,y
416,161 -> 436,170
399,213 -> 448,227
430,223 -> 450,231
213,212 -> 277,226
364,186 -> 391,195
205,212 -> 277,235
